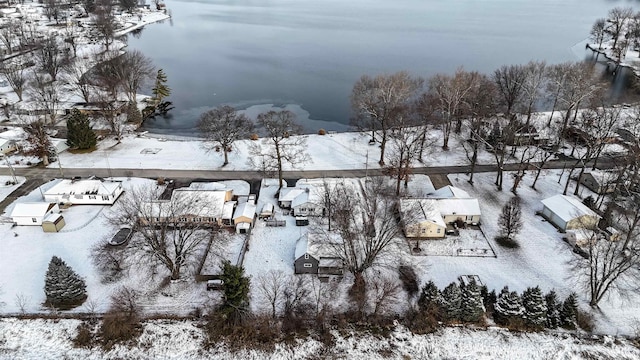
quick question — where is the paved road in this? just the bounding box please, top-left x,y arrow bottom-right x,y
0,157 -> 622,181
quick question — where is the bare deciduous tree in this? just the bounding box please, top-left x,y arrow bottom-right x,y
21,121 -> 55,166
367,273 -> 402,317
64,56 -> 96,103
28,71 -> 62,125
249,110 -> 310,189
198,105 -> 254,166
0,62 -> 27,101
606,7 -> 634,56
35,36 -> 67,81
113,50 -> 155,104
498,197 -> 522,241
91,240 -> 129,283
351,71 -> 423,165
107,185 -> 220,280
255,270 -> 287,319
569,224 -> 640,307
94,0 -> 116,50
590,18 -> 607,50
521,60 -> 547,125
320,178 -> 402,294
493,64 -> 526,116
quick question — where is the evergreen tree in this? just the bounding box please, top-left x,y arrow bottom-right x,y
522,286 -> 547,329
481,286 -> 497,314
418,280 -> 441,311
460,279 -> 485,323
44,256 -> 87,309
561,293 -> 579,329
126,102 -> 142,124
494,286 -> 524,326
219,260 -> 250,325
66,109 -> 96,150
545,290 -> 561,329
440,282 -> 462,322
152,69 -> 171,104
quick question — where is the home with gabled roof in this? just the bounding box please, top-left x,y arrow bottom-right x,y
278,183 -> 323,216
43,179 -> 124,205
294,232 -> 343,277
139,188 -> 233,227
10,202 -> 63,230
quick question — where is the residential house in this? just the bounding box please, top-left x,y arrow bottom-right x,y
399,199 -> 446,238
427,185 -> 482,225
139,189 -> 233,227
278,184 -> 323,216
540,194 -> 601,232
0,138 -> 16,154
579,171 -> 617,194
43,179 -> 124,205
294,232 -> 343,277
11,202 -> 61,226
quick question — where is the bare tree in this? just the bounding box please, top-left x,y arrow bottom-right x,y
14,293 -> 29,314
21,121 -> 55,166
43,0 -> 62,23
198,105 -> 254,166
590,18 -> 607,51
255,270 -> 287,319
94,0 -> 116,50
63,56 -> 94,103
367,273 -> 402,317
569,225 -> 640,307
521,61 -> 547,125
95,91 -> 125,142
107,185 -> 219,280
249,110 -> 310,190
606,7 -> 634,56
0,62 -> 27,101
0,21 -> 18,54
28,71 -> 62,125
321,178 -> 402,293
91,240 -> 129,283
556,63 -> 602,144
493,64 -> 526,116
429,68 -> 478,149
306,275 -> 337,318
351,71 -> 423,165
498,197 -> 522,241
35,36 -> 67,81
112,50 -> 155,104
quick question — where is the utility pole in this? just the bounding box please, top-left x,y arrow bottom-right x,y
2,155 -> 17,184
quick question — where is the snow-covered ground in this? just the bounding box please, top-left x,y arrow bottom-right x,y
1,318 -> 639,360
0,176 -> 25,203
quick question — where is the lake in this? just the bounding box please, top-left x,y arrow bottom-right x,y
127,0 -> 639,135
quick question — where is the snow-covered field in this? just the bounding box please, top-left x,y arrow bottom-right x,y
1,318 -> 639,360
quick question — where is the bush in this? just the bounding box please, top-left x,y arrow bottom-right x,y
398,265 -> 419,297
73,322 -> 94,348
576,310 -> 594,332
250,133 -> 259,141
157,177 -> 165,185
100,312 -> 141,349
318,128 -> 326,135
495,236 -> 520,248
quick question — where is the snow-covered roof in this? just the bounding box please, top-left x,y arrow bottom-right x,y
233,201 -> 256,220
435,198 -> 481,216
294,232 -> 337,260
153,189 -> 229,219
0,138 -> 13,147
11,202 -> 55,217
583,170 -> 617,185
222,201 -> 236,220
399,198 -> 446,228
279,187 -> 308,202
0,128 -> 26,141
427,185 -> 471,199
260,203 -> 274,215
44,179 -> 121,196
541,195 -> 600,222
43,213 -> 63,223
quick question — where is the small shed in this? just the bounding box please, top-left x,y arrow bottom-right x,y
294,234 -> 319,274
579,171 -> 617,194
42,213 -> 65,232
259,203 -> 274,219
540,195 -> 601,232
295,216 -> 309,226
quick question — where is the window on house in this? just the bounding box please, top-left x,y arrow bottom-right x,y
102,196 -> 110,201
421,228 -> 426,234
89,195 -> 96,199
75,194 -> 83,199
303,263 -> 313,268
466,215 -> 473,221
304,254 -> 309,260
32,218 -> 37,223
437,228 -> 441,234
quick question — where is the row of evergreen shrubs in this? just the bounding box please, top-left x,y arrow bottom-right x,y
413,278 -> 585,332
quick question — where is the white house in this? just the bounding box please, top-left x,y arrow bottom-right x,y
11,202 -> 60,226
540,195 -> 601,232
278,185 -> 323,216
0,138 -> 16,154
43,179 -> 124,205
139,189 -> 233,227
435,198 -> 482,225
399,199 -> 446,238
233,201 -> 256,234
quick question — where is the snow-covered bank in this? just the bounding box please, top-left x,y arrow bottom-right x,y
1,318 -> 638,360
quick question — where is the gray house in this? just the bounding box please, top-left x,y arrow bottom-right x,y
294,232 -> 343,276
294,234 -> 319,274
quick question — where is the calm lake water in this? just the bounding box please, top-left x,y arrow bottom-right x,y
127,0 -> 639,135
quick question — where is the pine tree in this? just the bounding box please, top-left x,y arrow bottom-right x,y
126,102 -> 142,124
440,282 -> 462,322
66,109 -> 96,150
418,280 -> 441,312
522,286 -> 547,329
44,256 -> 87,309
545,290 -> 561,329
494,286 -> 524,326
152,69 -> 171,105
219,260 -> 250,325
460,279 -> 485,323
561,293 -> 579,329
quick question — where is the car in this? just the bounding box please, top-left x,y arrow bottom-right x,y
109,227 -> 133,246
206,279 -> 224,290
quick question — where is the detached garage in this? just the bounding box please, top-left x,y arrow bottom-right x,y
11,202 -> 60,226
540,195 -> 600,232
42,213 -> 66,232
